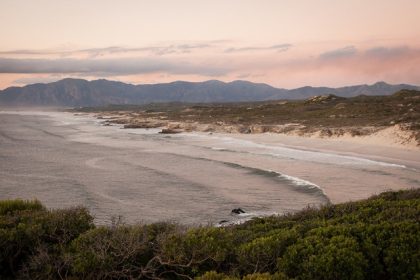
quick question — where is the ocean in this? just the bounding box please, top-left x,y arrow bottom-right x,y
0,111 -> 418,225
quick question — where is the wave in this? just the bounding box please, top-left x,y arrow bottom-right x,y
277,173 -> 327,196
211,147 -> 228,151
216,210 -> 280,227
186,133 -> 406,169
219,162 -> 330,202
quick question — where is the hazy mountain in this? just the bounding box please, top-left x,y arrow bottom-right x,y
0,79 -> 418,107
287,82 -> 420,99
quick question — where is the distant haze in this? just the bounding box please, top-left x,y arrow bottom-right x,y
0,0 -> 420,89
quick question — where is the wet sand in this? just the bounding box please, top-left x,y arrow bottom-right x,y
220,132 -> 420,203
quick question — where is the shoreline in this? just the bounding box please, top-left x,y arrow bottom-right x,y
90,110 -> 419,150
85,111 -> 420,204
2,110 -> 419,207
185,131 -> 420,204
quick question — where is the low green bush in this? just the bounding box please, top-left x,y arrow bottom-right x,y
0,201 -> 93,279
158,226 -> 237,278
0,189 -> 418,279
0,199 -> 44,215
237,229 -> 298,273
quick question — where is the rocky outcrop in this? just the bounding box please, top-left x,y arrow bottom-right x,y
159,128 -> 183,134
231,208 -> 246,214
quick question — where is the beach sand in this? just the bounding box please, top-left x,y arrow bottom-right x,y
221,131 -> 420,203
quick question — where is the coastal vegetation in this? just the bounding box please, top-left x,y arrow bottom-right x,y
75,90 -> 420,144
1,189 -> 419,279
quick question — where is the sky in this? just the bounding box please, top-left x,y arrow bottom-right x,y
0,0 -> 420,89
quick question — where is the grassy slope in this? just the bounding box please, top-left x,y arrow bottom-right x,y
1,189 -> 419,279
76,89 -> 420,141
156,90 -> 419,128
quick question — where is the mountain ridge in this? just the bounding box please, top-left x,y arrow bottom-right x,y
0,78 -> 418,107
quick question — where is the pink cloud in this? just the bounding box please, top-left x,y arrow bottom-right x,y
1,44 -> 419,89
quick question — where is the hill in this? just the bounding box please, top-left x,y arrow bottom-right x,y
77,89 -> 420,146
0,78 -> 418,107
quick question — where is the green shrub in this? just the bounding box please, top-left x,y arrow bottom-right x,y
0,189 -> 419,279
0,199 -> 44,215
242,272 -> 288,280
158,226 -> 237,277
279,235 -> 368,280
196,272 -> 288,280
72,226 -> 148,279
237,229 -> 298,273
0,203 -> 93,279
70,222 -> 178,279
196,270 -> 239,280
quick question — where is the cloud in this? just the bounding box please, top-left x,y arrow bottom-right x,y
275,45 -> 420,87
224,44 -> 292,53
364,46 -> 410,58
319,46 -> 357,59
0,44 -> 214,58
82,44 -> 213,57
1,44 -> 419,89
318,45 -> 419,63
0,57 -> 231,76
12,76 -> 64,85
0,42 -> 290,58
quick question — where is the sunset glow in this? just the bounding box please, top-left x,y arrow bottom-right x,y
1,0 -> 420,89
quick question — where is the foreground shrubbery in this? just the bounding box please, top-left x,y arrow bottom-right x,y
0,189 -> 419,279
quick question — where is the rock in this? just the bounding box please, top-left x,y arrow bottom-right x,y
167,123 -> 181,129
306,94 -> 342,103
124,123 -> 151,129
320,128 -> 333,137
335,103 -> 346,109
238,127 -> 252,134
159,128 -> 182,134
231,208 -> 245,214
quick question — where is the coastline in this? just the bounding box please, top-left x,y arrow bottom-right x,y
82,111 -> 420,204
89,111 -> 419,151
1,109 -> 419,225
211,131 -> 420,204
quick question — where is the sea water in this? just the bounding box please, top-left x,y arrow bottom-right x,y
0,111 -> 418,225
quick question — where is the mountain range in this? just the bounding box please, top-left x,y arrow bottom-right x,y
0,78 -> 418,107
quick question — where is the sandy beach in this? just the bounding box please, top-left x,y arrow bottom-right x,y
87,110 -> 420,204
216,131 -> 420,203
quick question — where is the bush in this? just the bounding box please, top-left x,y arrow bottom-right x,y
0,189 -> 419,279
196,271 -> 238,280
0,202 -> 93,279
158,226 -> 237,278
237,229 -> 298,273
242,272 -> 288,280
279,235 -> 367,280
70,222 -> 178,279
196,271 -> 288,280
0,199 -> 44,215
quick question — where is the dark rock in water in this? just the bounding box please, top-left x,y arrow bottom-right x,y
231,208 -> 245,214
160,128 -> 182,134
219,220 -> 229,224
